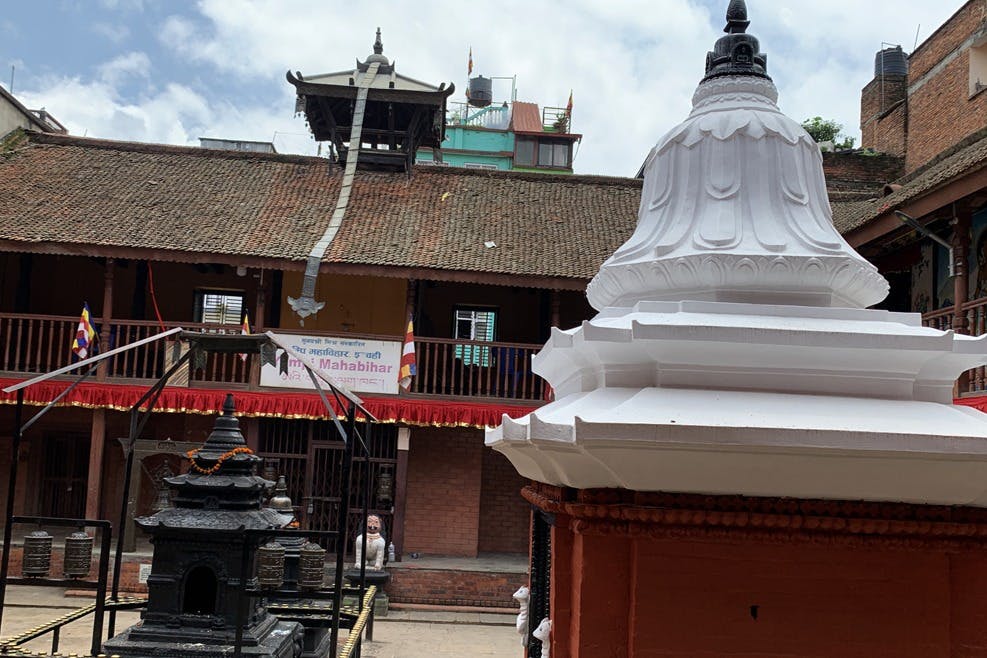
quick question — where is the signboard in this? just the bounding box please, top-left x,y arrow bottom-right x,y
261,333 -> 402,395
138,563 -> 152,584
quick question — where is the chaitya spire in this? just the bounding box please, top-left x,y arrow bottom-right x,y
703,0 -> 768,81
367,27 -> 389,65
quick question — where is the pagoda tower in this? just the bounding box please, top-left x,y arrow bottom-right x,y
488,2 -> 987,656
104,395 -> 301,658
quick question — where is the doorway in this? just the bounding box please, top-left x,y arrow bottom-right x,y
39,433 -> 89,518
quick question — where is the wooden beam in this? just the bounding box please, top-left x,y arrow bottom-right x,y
846,166 -> 987,248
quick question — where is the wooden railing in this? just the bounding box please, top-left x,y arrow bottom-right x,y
0,313 -> 250,385
922,297 -> 987,395
411,337 -> 545,401
0,313 -> 545,401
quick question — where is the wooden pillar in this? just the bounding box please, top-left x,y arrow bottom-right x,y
953,210 -> 972,393
85,258 -> 114,520
248,268 -> 266,390
404,279 -> 417,325
391,427 -> 410,560
952,210 -> 972,335
550,289 -> 561,328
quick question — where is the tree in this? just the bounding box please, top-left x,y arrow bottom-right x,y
801,116 -> 856,151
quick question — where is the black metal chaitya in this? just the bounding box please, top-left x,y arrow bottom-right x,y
2,329 -> 380,658
103,393 -> 303,658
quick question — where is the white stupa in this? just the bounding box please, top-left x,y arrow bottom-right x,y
487,0 -> 987,506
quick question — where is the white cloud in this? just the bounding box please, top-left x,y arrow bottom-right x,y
97,51 -> 151,85
15,1 -> 971,176
91,21 -> 131,44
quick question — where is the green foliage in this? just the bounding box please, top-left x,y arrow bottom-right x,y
801,116 -> 856,151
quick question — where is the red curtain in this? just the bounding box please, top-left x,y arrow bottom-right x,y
0,378 -> 538,428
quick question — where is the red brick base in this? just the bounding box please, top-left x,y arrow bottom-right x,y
386,566 -> 527,608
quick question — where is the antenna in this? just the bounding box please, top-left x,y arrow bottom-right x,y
913,24 -> 921,51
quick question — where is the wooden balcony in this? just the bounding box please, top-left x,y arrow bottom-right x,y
0,313 -> 546,402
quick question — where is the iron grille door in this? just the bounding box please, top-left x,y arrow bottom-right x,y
528,509 -> 553,657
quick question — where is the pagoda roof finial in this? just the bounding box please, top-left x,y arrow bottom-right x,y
374,27 -> 384,55
724,0 -> 750,33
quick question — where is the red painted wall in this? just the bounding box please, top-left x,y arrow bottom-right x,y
552,528 -> 987,657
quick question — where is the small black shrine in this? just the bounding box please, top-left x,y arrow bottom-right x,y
286,28 -> 454,172
104,394 -> 303,658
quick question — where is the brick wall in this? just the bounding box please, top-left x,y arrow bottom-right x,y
477,447 -> 529,554
403,427 -> 483,557
387,566 -> 526,608
860,75 -> 907,156
822,151 -> 905,192
905,0 -> 987,172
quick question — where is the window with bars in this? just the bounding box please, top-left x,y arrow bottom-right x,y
453,307 -> 496,366
193,290 -> 245,326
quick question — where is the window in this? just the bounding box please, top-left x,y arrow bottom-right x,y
971,33 -> 987,97
514,137 -> 571,169
194,290 -> 244,326
454,308 -> 496,366
515,138 -> 535,166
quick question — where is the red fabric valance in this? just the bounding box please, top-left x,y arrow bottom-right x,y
954,396 -> 987,414
0,378 -> 539,428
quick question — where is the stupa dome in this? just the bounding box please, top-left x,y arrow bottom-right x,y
586,3 -> 888,310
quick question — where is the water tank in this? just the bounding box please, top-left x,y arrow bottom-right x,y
468,76 -> 493,107
874,46 -> 908,77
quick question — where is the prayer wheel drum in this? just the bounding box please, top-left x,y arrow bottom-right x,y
63,530 -> 94,578
257,542 -> 286,590
22,529 -> 53,577
298,541 -> 326,591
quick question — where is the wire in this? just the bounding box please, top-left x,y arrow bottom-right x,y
146,261 -> 167,331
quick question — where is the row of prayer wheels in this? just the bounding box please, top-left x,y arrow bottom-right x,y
256,540 -> 326,590
22,529 -> 93,579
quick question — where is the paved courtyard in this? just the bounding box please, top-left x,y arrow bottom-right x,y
0,587 -> 521,657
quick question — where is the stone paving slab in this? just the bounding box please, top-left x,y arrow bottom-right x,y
0,587 -> 522,657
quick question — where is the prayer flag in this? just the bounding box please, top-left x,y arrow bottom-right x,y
468,47 -> 473,75
71,302 -> 97,359
398,317 -> 417,391
240,312 -> 251,362
566,89 -> 573,115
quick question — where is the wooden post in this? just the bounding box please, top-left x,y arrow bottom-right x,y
391,427 -> 410,560
953,210 -> 972,393
248,268 -> 265,390
85,258 -> 114,520
953,211 -> 971,335
551,289 -> 561,328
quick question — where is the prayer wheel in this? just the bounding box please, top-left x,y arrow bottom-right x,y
376,468 -> 394,505
22,529 -> 53,577
298,541 -> 326,591
256,542 -> 285,590
63,530 -> 94,578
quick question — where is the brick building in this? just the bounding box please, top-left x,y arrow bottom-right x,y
841,0 -> 987,406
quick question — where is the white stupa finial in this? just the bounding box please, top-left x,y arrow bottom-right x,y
586,4 -> 887,311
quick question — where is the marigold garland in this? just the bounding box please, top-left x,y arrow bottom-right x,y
186,446 -> 254,475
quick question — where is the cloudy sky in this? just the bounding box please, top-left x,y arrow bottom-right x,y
1,0 -> 962,177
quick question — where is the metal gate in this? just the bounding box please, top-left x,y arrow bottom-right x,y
258,418 -> 397,556
39,433 -> 89,518
527,509 -> 553,658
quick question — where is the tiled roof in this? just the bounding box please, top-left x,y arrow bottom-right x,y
838,131 -> 987,236
510,102 -> 543,134
0,131 -> 641,282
